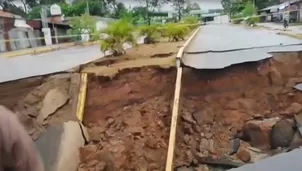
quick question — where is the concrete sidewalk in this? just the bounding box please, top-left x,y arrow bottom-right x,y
0,37 -> 144,83
258,23 -> 302,38
1,41 -> 99,59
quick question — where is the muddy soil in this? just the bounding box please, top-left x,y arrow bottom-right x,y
81,41 -> 185,77
78,66 -> 176,171
0,73 -> 80,140
175,52 -> 302,170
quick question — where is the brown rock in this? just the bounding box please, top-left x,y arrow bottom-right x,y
286,77 -> 302,88
77,168 -> 86,171
205,132 -> 212,139
37,88 -> 69,123
253,114 -> 263,120
95,161 -> 106,171
246,147 -> 269,162
186,150 -> 194,163
243,117 -> 280,149
199,138 -> 209,151
88,127 -> 105,142
182,111 -> 196,124
225,98 -> 255,110
149,163 -> 160,170
183,134 -> 191,145
269,67 -> 283,85
183,123 -> 194,134
128,126 -> 144,136
223,110 -> 247,126
106,118 -> 115,127
79,144 -> 98,162
86,159 -> 99,167
145,138 -> 157,149
282,103 -> 302,116
193,124 -> 201,133
271,120 -> 295,149
236,148 -> 251,162
195,165 -> 209,171
193,109 -> 214,125
208,139 -> 214,153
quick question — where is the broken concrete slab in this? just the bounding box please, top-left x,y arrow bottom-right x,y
288,131 -> 302,151
35,121 -> 88,171
294,83 -> 302,91
228,148 -> 302,171
37,88 -> 69,124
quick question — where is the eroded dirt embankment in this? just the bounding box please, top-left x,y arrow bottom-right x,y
79,66 -> 176,171
175,52 -> 302,170
0,73 -> 80,140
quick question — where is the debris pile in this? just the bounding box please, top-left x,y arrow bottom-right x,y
0,73 -> 80,140
175,54 -> 302,170
78,67 -> 176,171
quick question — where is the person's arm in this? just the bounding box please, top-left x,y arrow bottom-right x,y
0,106 -> 44,171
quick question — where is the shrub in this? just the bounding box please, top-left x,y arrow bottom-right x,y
232,18 -> 243,24
100,19 -> 137,56
232,13 -> 243,24
183,16 -> 200,30
69,13 -> 98,41
245,16 -> 260,26
138,24 -> 161,44
161,23 -> 190,42
183,16 -> 199,24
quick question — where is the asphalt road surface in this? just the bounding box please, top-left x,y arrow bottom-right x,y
0,37 -> 143,83
183,24 -> 302,69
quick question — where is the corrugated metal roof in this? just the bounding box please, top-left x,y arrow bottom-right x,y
0,10 -> 15,18
260,0 -> 301,11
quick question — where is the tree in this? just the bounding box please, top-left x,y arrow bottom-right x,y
27,6 -> 44,19
42,1 -> 105,17
0,0 -> 27,17
221,0 -> 231,15
132,6 -> 148,22
111,2 -> 128,19
221,0 -> 245,17
39,0 -> 65,5
136,0 -> 168,24
254,0 -> 279,10
242,1 -> 257,16
100,19 -> 137,56
138,24 -> 161,44
161,23 -> 190,42
68,13 -> 99,40
186,2 -> 201,11
69,13 -> 97,34
172,0 -> 185,21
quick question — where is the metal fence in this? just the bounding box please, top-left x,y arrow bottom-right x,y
0,29 -> 80,53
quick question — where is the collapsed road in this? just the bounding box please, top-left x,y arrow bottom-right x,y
173,23 -> 302,171
182,24 -> 302,69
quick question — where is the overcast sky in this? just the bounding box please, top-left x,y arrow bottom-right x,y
118,0 -> 223,11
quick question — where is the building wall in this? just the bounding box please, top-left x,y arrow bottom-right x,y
300,3 -> 302,21
3,17 -> 15,51
0,18 -> 6,52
